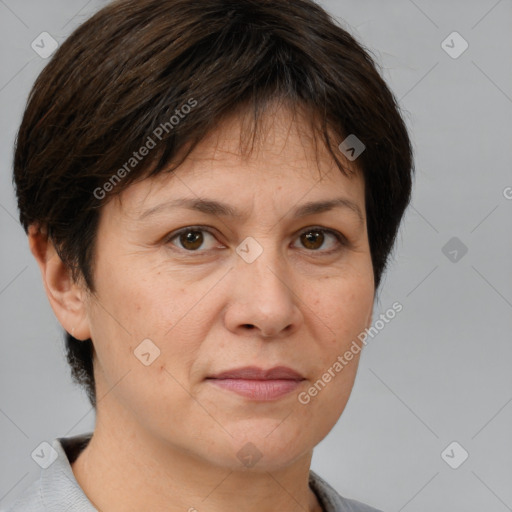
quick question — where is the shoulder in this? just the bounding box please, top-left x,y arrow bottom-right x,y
1,478 -> 44,512
2,432 -> 96,512
309,470 -> 384,512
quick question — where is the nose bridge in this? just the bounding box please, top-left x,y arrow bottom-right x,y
236,235 -> 287,293
227,234 -> 300,337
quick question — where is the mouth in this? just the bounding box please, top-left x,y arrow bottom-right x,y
206,366 -> 306,401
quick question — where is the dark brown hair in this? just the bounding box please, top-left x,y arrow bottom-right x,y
13,0 -> 414,408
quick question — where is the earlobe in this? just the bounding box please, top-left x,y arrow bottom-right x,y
28,225 -> 91,341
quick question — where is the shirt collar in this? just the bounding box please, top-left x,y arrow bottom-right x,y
39,432 -> 96,511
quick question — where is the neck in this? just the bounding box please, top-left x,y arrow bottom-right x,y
71,415 -> 323,512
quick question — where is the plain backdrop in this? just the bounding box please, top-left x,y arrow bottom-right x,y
1,1 -> 511,511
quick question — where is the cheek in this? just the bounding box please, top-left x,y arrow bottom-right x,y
88,264 -> 209,388
303,268 -> 373,419
300,287 -> 371,437
87,280 -> 203,433
92,262 -> 181,337
314,271 -> 374,348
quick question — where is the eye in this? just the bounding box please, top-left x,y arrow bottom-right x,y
166,227 -> 221,252
165,226 -> 347,254
293,227 -> 347,253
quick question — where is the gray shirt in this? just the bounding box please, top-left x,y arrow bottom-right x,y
2,433 -> 383,512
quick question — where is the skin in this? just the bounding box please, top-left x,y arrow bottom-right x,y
29,103 -> 375,512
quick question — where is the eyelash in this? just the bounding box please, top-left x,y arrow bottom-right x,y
164,225 -> 348,255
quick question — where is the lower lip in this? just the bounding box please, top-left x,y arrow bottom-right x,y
207,378 -> 304,401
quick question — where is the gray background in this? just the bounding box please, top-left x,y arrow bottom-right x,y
1,0 -> 511,510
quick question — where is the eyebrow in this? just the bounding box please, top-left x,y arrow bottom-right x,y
137,197 -> 364,225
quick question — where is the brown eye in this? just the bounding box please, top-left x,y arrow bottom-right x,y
178,230 -> 204,250
295,228 -> 345,253
300,230 -> 325,250
167,227 -> 219,252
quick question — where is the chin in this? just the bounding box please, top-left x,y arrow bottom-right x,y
203,420 -> 314,472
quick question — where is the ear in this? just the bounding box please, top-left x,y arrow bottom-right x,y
28,225 -> 91,341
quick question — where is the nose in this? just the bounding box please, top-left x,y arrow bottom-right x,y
223,244 -> 304,339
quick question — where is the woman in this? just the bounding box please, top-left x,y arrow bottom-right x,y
8,0 -> 413,510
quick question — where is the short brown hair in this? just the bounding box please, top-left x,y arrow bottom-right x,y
13,0 -> 414,408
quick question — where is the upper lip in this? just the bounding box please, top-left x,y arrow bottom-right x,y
208,365 -> 305,380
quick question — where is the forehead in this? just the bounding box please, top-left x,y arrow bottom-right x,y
113,103 -> 365,219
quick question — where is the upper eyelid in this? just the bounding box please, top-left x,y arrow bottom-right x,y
166,225 -> 347,248
168,225 -> 342,238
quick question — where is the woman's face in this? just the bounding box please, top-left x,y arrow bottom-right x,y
83,106 -> 375,471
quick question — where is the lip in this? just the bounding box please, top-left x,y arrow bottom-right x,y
208,365 -> 304,380
206,366 -> 306,401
